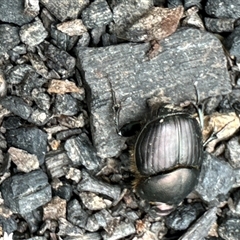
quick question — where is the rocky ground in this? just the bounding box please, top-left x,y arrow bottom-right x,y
0,0 -> 240,239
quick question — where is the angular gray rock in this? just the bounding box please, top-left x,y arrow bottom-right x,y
1,170 -> 52,215
195,153 -> 235,203
40,0 -> 89,21
81,0 -> 113,29
0,25 -> 20,58
205,0 -> 240,19
5,127 -> 48,165
0,0 -> 37,26
64,133 -> 101,171
76,28 -> 232,158
20,18 -> 48,47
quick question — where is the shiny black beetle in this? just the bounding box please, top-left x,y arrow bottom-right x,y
110,81 -> 204,215
130,106 -> 203,215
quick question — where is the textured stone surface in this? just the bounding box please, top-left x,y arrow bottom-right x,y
195,153 -> 235,203
0,0 -> 37,26
77,170 -> 121,201
5,127 -> 48,165
45,151 -> 71,178
64,134 -> 101,171
76,28 -> 232,158
179,207 -> 217,240
205,0 -> 240,19
218,218 -> 240,240
81,0 -> 112,29
0,25 -> 20,58
20,18 -> 48,47
1,170 -> 52,215
40,0 -> 89,21
225,137 -> 240,168
204,17 -> 235,33
224,26 -> 240,62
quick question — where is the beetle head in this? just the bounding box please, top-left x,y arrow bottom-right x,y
134,168 -> 200,215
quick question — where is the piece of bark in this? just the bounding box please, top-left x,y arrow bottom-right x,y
47,79 -> 83,94
8,147 -> 39,173
76,28 -> 232,158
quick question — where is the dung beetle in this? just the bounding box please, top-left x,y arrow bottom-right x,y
110,81 -> 205,215
130,106 -> 203,215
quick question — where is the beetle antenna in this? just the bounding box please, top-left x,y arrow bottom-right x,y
192,81 -> 204,129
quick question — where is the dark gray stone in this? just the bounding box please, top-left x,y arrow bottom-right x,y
77,170 -> 121,201
76,28 -> 232,158
45,151 -> 72,178
204,18 -> 235,33
54,94 -> 80,116
225,137 -> 240,169
167,0 -> 182,8
0,24 -> 20,58
64,133 -> 101,171
0,0 -> 37,26
94,209 -> 119,235
56,128 -> 82,141
1,170 -> 52,215
2,116 -> 23,130
21,209 -> 43,233
0,96 -> 33,121
31,89 -> 51,111
218,218 -> 240,240
0,206 -> 17,235
67,199 -> 88,228
224,26 -> 240,62
50,24 -> 79,51
91,26 -> 106,45
75,32 -> 91,48
58,218 -> 83,237
41,42 -> 76,78
205,0 -> 240,19
81,0 -> 112,29
10,72 -> 48,98
232,190 -> 240,215
85,215 -> 100,232
110,0 -> 152,38
184,0 -> 201,9
53,182 -> 72,201
195,154 -> 235,203
40,0 -> 89,21
6,64 -> 35,85
165,204 -> 199,231
5,127 -> 48,165
20,18 -> 48,47
179,207 -> 217,240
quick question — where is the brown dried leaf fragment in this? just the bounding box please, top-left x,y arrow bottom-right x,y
8,147 -> 39,173
43,196 -> 66,220
57,19 -> 88,36
48,79 -> 83,94
203,112 -> 240,153
124,6 -> 184,42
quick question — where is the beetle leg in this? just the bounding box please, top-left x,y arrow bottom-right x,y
203,119 -> 235,147
108,80 -> 121,134
191,81 -> 204,129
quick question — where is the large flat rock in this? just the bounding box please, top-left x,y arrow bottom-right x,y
76,28 -> 232,158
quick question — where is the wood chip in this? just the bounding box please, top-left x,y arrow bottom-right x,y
203,112 -> 240,153
57,19 -> 87,36
8,147 -> 39,173
43,196 -> 66,220
47,79 -> 83,94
